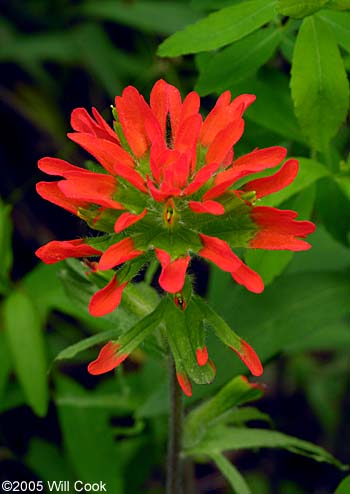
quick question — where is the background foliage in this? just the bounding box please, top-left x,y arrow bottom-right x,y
1,0 -> 350,493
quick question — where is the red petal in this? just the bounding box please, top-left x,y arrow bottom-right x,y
58,174 -> 124,210
87,340 -> 128,375
98,237 -> 144,271
174,114 -> 202,154
155,249 -> 190,293
150,79 -> 182,140
214,90 -> 231,108
163,152 -> 191,189
196,346 -> 209,366
244,159 -> 299,199
38,157 -> 90,177
147,177 -> 172,202
205,119 -> 244,165
114,208 -> 147,234
199,234 -> 241,272
183,162 -> 221,196
176,372 -> 192,396
116,86 -> 156,157
71,107 -> 119,144
229,94 -> 256,116
88,275 -> 128,317
36,239 -> 101,264
189,200 -> 225,215
231,262 -> 264,293
180,91 -> 200,124
36,182 -> 87,214
231,339 -> 263,377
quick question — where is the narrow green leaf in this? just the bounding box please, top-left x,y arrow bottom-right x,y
196,26 -> 282,95
291,15 -> 349,151
82,1 -> 201,35
317,10 -> 350,52
226,407 -> 273,426
0,200 -> 13,294
277,0 -> 329,18
188,426 -> 346,469
55,329 -> 122,362
0,331 -> 11,399
336,475 -> 350,494
158,0 -> 277,56
4,290 -> 48,416
210,452 -> 251,494
184,375 -> 262,447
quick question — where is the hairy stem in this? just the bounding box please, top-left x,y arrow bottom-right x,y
166,356 -> 183,494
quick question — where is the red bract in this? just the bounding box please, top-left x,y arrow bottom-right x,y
36,80 -> 315,391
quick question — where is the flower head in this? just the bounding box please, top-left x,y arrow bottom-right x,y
36,80 -> 315,393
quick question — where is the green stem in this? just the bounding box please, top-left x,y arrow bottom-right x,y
166,356 -> 184,494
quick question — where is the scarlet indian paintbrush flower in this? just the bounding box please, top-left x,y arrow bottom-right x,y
36,80 -> 315,395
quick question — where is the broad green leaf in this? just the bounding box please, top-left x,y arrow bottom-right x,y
229,69 -> 304,143
191,0 -> 246,11
226,407 -> 272,426
336,475 -> 350,494
4,290 -> 48,416
315,177 -> 350,246
277,0 -> 329,18
184,375 -> 263,447
210,452 -> 251,494
82,1 -> 200,35
291,15 -> 349,151
56,376 -> 123,494
260,157 -> 329,207
196,26 -> 282,96
158,0 -> 277,56
245,183 -> 316,285
0,200 -> 13,294
187,426 -> 345,469
327,0 -> 350,9
317,10 -> 350,52
165,297 -> 216,385
26,439 -> 74,482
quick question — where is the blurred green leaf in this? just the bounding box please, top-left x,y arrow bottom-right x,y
315,177 -> 350,246
210,452 -> 251,494
0,200 -> 13,294
0,331 -> 12,400
327,0 -> 350,10
4,290 -> 48,416
195,26 -> 281,96
317,10 -> 350,52
187,426 -> 345,468
291,15 -> 349,151
26,439 -> 74,482
56,376 -> 123,493
191,0 -> 247,10
226,407 -> 272,426
82,1 -> 201,35
158,0 -> 277,56
336,475 -> 350,494
277,0 -> 329,18
184,375 -> 263,448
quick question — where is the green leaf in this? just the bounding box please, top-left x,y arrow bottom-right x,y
291,15 -> 349,151
336,475 -> 350,494
26,439 -> 74,482
210,452 -> 251,494
4,290 -> 48,416
317,10 -> 350,52
55,329 -> 122,362
191,0 -> 247,11
226,407 -> 273,426
188,426 -> 346,469
195,26 -> 282,96
315,177 -> 350,246
0,331 -> 11,400
82,1 -> 200,35
0,200 -> 13,294
158,0 -> 277,56
56,376 -> 123,493
277,0 -> 329,18
327,0 -> 350,10
184,375 -> 263,448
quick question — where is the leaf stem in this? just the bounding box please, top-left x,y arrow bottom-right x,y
166,356 -> 184,494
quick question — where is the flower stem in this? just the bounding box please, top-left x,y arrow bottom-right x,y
166,356 -> 183,494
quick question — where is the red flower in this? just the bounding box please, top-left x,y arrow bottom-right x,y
36,80 -> 315,392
